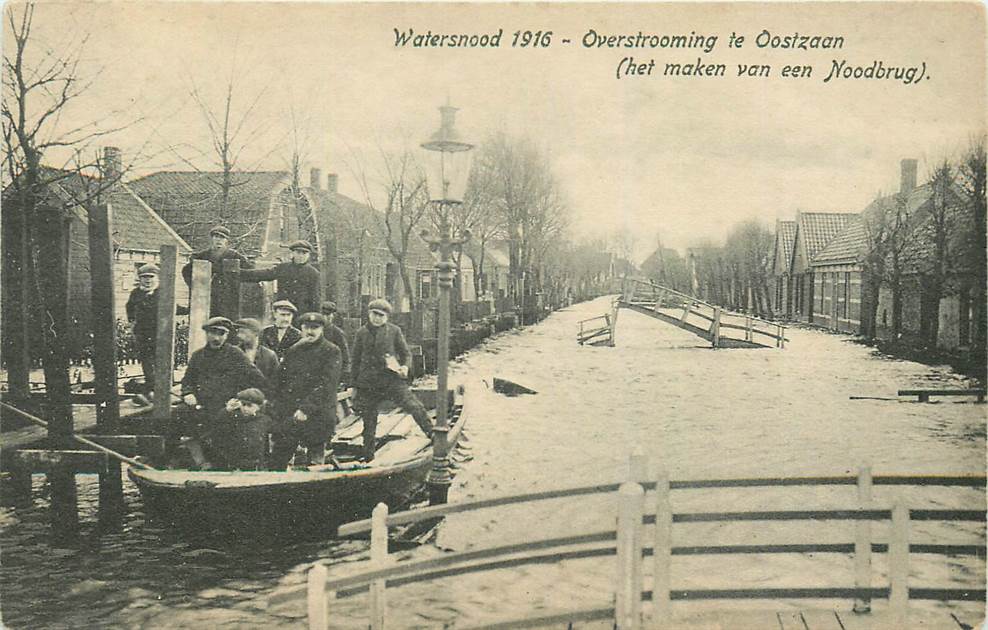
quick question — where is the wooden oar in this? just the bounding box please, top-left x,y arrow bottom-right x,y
0,400 -> 157,470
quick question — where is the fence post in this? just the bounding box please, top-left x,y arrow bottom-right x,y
188,259 -> 212,357
889,502 -> 909,618
745,316 -> 752,342
679,301 -> 691,324
711,307 -> 721,348
615,482 -> 644,630
655,289 -> 665,312
853,466 -> 873,614
651,471 -> 672,625
307,563 -> 329,630
779,325 -> 786,349
628,448 -> 648,486
370,502 -> 389,630
153,245 -> 177,420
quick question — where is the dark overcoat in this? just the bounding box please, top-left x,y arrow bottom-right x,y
181,343 -> 266,419
274,337 -> 341,441
241,262 -> 321,316
350,322 -> 411,390
260,325 -> 302,360
181,247 -> 255,319
126,288 -> 158,353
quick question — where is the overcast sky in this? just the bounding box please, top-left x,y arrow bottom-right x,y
12,2 -> 986,258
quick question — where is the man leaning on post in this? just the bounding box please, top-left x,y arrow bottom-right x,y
239,239 -> 321,318
351,298 -> 432,462
181,225 -> 254,319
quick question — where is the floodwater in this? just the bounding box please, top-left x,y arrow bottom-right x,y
1,296 -> 984,628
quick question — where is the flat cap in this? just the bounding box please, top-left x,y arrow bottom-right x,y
234,317 -> 262,334
297,312 -> 327,327
285,239 -> 313,252
137,263 -> 159,276
202,316 -> 234,332
271,299 -> 298,313
368,298 -> 392,315
235,387 -> 265,405
320,300 -> 338,314
209,225 -> 231,238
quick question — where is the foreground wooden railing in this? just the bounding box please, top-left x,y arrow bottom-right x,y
622,278 -> 788,348
269,453 -> 985,629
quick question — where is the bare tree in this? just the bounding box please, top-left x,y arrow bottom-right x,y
957,136 -> 987,349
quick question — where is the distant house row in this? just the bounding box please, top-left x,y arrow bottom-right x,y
770,158 -> 981,350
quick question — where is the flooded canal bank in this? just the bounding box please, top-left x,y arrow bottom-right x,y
1,296 -> 984,628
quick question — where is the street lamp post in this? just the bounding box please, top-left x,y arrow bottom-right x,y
420,103 -> 473,506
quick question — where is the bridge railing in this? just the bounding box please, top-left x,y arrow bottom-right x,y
622,278 -> 787,348
269,452 -> 986,629
576,297 -> 619,346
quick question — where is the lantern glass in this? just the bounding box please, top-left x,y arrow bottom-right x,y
421,105 -> 474,204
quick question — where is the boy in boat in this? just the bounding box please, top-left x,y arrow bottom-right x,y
271,312 -> 342,468
261,300 -> 302,361
350,299 -> 432,462
199,388 -> 273,470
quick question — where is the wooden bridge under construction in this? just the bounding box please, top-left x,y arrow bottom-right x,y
578,278 -> 788,349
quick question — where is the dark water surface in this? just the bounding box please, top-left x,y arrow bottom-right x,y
2,297 -> 985,628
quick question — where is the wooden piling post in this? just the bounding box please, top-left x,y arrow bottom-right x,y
307,563 -> 329,630
853,466 -> 873,613
153,246 -> 178,420
49,463 -> 79,539
745,316 -> 753,342
188,259 -> 212,357
889,502 -> 910,617
615,482 -> 644,630
711,307 -> 721,348
651,471 -> 672,625
370,502 -> 389,629
4,462 -> 33,507
779,325 -> 785,349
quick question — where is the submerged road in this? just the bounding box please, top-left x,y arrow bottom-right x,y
1,296 -> 984,628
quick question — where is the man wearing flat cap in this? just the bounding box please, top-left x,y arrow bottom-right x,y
125,263 -> 188,402
351,298 -> 432,462
235,318 -> 280,385
261,299 -> 302,360
181,317 -> 266,435
271,311 -> 341,467
181,225 -> 254,319
240,239 -> 321,319
320,300 -> 350,382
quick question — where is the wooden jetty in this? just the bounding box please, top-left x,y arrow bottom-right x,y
619,278 -> 787,349
270,451 -> 985,630
898,388 -> 987,403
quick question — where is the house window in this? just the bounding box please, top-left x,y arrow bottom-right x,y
843,272 -> 850,318
418,271 -> 433,300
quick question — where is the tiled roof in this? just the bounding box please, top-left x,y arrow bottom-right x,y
5,167 -> 189,253
811,215 -> 865,266
778,221 -> 797,263
798,212 -> 858,260
127,171 -> 289,255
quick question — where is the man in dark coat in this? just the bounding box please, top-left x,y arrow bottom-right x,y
181,225 -> 255,319
261,300 -> 302,361
125,263 -> 189,402
320,300 -> 350,383
125,263 -> 161,399
240,240 -> 321,318
351,299 -> 432,462
235,318 -> 280,386
180,317 -> 267,435
271,312 -> 341,468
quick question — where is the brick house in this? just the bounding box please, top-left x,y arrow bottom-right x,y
769,220 -> 797,317
808,215 -> 866,333
788,211 -> 858,323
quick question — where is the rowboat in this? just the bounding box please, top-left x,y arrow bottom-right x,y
127,386 -> 470,535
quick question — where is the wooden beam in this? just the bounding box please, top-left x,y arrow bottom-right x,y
188,259 -> 211,356
84,435 -> 166,459
615,482 -> 644,630
86,202 -> 120,430
1,199 -> 31,399
853,466 -> 873,613
154,246 -> 178,420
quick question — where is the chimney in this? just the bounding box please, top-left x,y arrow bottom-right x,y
326,173 -> 338,193
309,167 -> 322,190
900,158 -> 917,195
102,146 -> 122,182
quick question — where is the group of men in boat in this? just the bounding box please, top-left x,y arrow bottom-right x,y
126,225 -> 432,471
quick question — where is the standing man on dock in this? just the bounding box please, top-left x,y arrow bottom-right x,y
351,299 -> 432,462
271,312 -> 341,468
239,240 -> 321,318
261,300 -> 302,361
181,225 -> 255,319
125,263 -> 161,402
320,300 -> 350,384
